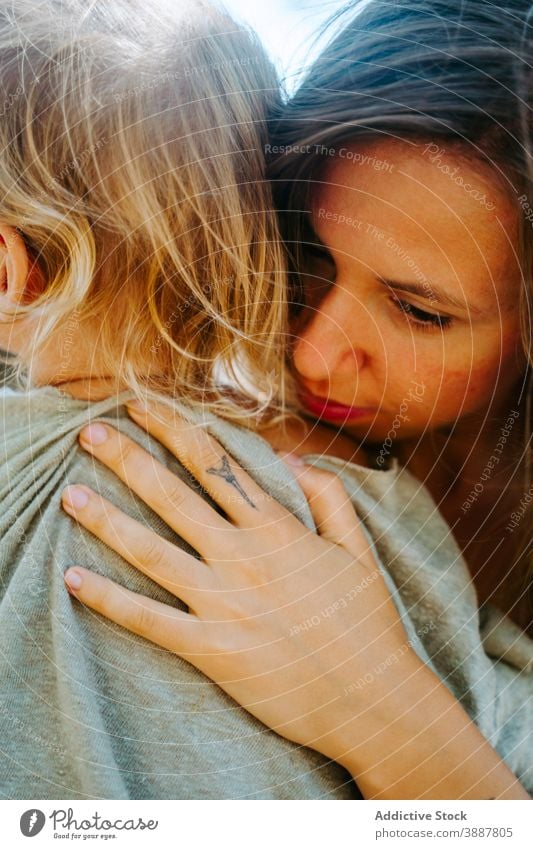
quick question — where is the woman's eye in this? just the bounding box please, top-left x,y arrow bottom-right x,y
393,297 -> 453,330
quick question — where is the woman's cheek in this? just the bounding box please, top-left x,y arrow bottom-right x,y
396,347 -> 483,427
426,358 -> 504,424
459,325 -> 524,412
412,327 -> 509,417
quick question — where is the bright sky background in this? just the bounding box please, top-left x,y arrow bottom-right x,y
223,0 -> 349,89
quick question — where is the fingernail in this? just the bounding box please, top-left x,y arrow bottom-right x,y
278,451 -> 306,467
80,423 -> 108,446
64,569 -> 83,591
62,485 -> 90,510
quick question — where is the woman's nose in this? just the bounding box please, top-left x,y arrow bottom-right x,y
292,287 -> 368,382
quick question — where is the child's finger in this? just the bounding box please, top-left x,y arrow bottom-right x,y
78,422 -> 231,555
61,485 -> 212,607
126,400 -> 290,527
284,461 -> 371,556
64,567 -> 206,657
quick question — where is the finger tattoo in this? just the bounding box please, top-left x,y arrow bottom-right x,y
206,455 -> 257,510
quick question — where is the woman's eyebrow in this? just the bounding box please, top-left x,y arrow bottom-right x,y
379,277 -> 483,315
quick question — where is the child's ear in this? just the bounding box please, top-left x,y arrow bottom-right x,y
0,223 -> 33,307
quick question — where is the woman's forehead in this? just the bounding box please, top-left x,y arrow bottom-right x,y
311,141 -> 521,310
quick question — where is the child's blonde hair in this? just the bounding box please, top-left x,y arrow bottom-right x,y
0,0 -> 289,421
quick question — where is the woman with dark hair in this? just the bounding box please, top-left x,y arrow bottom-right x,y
267,0 -> 533,633
56,0 -> 532,798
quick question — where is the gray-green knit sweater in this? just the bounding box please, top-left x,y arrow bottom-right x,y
0,385 -> 531,799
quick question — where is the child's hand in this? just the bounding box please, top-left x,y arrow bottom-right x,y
60,400 -> 424,776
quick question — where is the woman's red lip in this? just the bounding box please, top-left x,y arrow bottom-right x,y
298,392 -> 375,421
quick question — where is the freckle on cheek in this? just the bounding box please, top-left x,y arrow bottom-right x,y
432,370 -> 482,413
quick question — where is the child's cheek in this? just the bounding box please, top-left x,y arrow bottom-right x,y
0,318 -> 22,352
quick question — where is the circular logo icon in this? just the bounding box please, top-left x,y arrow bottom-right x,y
20,809 -> 46,837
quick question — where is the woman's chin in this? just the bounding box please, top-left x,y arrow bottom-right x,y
342,418 -> 419,447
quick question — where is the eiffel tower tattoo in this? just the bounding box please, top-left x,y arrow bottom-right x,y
206,454 -> 257,510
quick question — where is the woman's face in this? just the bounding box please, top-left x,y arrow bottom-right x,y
292,139 -> 526,443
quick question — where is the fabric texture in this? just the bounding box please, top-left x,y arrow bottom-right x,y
0,385 -> 531,799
